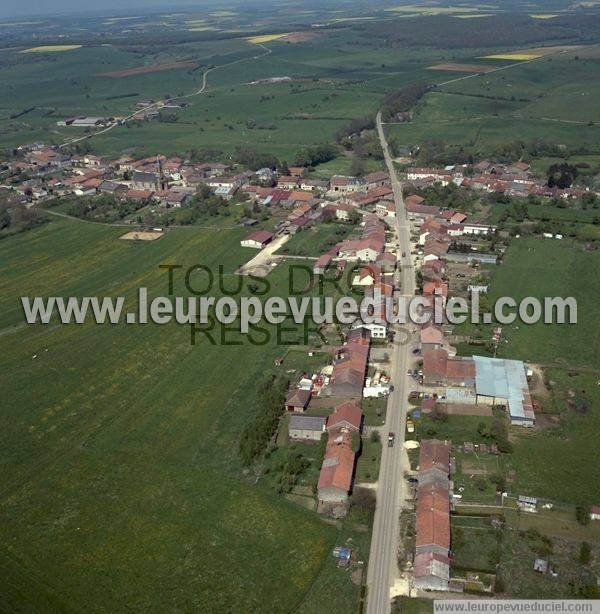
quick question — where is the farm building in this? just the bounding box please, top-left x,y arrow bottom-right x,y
317,431 -> 356,505
422,350 -> 475,387
362,171 -> 389,188
414,552 -> 451,592
288,415 -> 326,442
240,230 -> 274,249
413,439 -> 452,592
420,325 -> 444,353
326,402 -> 362,434
518,495 -> 538,512
285,388 -> 311,412
329,338 -> 370,398
473,356 -> 535,426
461,223 -> 495,236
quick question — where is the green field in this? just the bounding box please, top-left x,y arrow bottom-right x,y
468,237 -> 600,367
456,238 -> 600,505
278,222 -> 355,257
507,368 -> 600,505
386,46 -> 600,158
0,219 -> 360,612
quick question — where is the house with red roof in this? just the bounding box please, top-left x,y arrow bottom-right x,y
326,402 -> 362,433
329,338 -> 370,398
413,439 -> 452,591
314,253 -> 332,276
423,349 -> 475,387
317,430 -> 356,504
277,175 -> 299,189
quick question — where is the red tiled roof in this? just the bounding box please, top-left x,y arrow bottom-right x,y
423,281 -> 449,298
245,230 -> 273,244
414,552 -> 450,580
446,358 -> 475,380
126,189 -> 154,200
326,402 -> 362,432
288,190 -> 313,202
419,440 -> 451,475
314,253 -> 332,269
317,431 -> 355,493
404,194 -> 425,208
363,171 -> 389,184
421,326 -> 443,345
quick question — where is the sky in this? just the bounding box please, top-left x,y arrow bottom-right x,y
0,0 -> 221,19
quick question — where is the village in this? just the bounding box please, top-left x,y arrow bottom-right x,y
2,140 -> 600,603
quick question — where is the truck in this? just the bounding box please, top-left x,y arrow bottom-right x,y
388,432 -> 395,447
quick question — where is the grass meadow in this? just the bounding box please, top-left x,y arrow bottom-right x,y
460,237 -> 600,368
455,237 -> 600,506
387,46 -> 600,156
0,219 -> 355,612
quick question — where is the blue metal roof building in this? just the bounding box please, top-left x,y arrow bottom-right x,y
473,356 -> 535,426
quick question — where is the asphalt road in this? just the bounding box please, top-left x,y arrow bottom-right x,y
365,112 -> 416,614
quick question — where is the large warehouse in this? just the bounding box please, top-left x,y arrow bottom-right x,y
473,356 -> 535,427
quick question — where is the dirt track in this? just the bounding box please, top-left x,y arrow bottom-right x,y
236,235 -> 290,277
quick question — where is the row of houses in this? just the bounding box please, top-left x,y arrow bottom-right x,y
405,160 -> 594,201
278,325 -> 374,508
316,328 -> 373,508
413,439 -> 452,592
405,194 -> 535,427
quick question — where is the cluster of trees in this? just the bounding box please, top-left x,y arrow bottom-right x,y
381,82 -> 430,122
62,194 -> 144,223
274,449 -> 310,495
418,183 -> 478,212
547,162 -> 578,189
157,110 -> 179,123
232,147 -> 279,171
294,144 -> 337,167
238,373 -> 289,466
333,115 -> 375,144
0,201 -> 46,237
351,486 -> 377,517
417,141 -> 475,167
153,186 -> 232,226
189,147 -> 223,163
477,415 -> 512,453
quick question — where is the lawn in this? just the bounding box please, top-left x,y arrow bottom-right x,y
453,452 -> 502,504
451,523 -> 500,572
355,437 -> 382,483
0,218 -> 347,612
386,47 -> 600,158
362,397 -> 387,427
459,237 -> 600,368
278,223 -> 355,257
415,415 -> 493,444
506,368 -> 600,506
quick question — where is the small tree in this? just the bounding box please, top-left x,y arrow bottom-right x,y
579,542 -> 591,565
352,487 -> 376,516
575,505 -> 590,526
